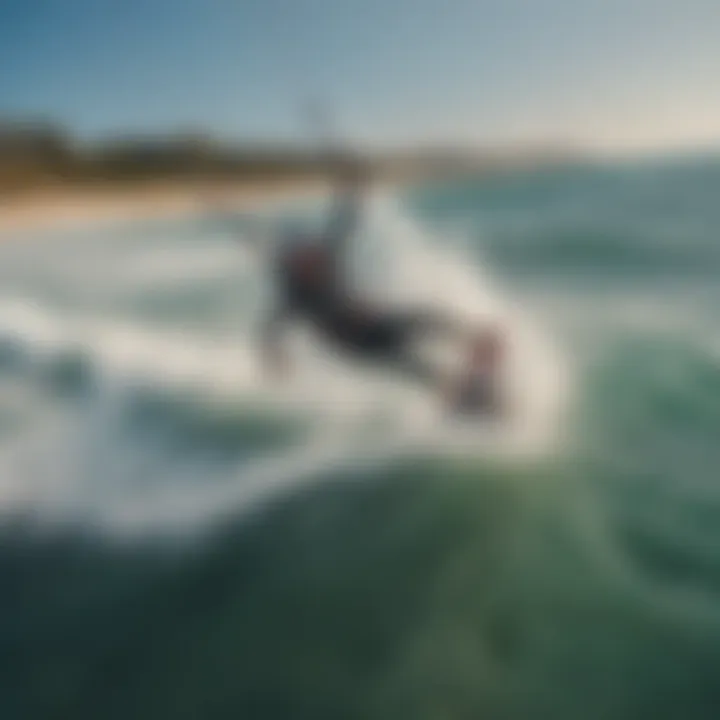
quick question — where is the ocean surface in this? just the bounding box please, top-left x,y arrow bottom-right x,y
3,159 -> 720,719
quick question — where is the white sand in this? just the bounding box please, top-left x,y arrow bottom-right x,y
0,180 -> 327,236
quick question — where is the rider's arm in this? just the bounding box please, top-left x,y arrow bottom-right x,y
323,189 -> 360,259
260,300 -> 293,378
322,162 -> 366,270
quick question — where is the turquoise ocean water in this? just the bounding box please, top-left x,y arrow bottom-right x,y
3,159 -> 720,719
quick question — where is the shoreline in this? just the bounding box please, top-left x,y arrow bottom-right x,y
0,179 -> 331,237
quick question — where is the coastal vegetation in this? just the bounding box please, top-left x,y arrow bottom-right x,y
0,118 -> 580,197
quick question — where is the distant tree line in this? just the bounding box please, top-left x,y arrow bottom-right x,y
0,118 -> 581,194
0,120 -> 347,193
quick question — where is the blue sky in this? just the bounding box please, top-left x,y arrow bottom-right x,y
2,0 -> 720,151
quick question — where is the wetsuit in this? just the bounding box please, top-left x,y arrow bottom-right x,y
263,190 -> 447,383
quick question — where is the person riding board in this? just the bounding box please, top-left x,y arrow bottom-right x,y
260,159 -> 506,415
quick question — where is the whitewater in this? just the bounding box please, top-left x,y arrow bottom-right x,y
0,190 -> 568,537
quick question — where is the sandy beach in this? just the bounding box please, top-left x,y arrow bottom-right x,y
0,179 -> 327,236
